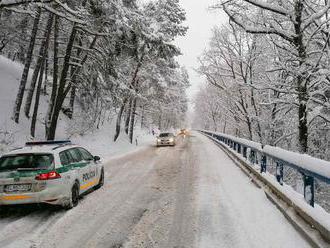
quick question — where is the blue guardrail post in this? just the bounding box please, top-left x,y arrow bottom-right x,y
249,150 -> 256,164
243,146 -> 247,158
276,161 -> 284,185
303,174 -> 315,207
261,155 -> 267,173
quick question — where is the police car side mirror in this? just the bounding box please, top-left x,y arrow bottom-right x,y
94,156 -> 101,162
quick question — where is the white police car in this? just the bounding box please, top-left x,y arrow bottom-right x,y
0,140 -> 104,209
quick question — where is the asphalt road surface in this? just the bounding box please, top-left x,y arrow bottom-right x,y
0,132 -> 311,248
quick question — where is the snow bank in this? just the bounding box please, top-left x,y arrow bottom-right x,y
71,127 -> 155,161
262,173 -> 330,232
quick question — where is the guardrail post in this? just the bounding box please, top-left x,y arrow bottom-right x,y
261,155 -> 267,173
237,143 -> 241,154
276,161 -> 283,185
249,150 -> 256,164
303,174 -> 315,207
243,146 -> 247,158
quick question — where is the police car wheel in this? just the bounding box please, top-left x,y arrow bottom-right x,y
71,183 -> 79,207
94,169 -> 104,190
65,183 -> 79,209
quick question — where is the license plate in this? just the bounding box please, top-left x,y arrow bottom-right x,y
5,184 -> 32,193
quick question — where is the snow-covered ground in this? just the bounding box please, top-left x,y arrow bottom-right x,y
0,132 -> 312,248
0,55 -> 154,160
0,56 -> 318,247
194,133 -> 311,248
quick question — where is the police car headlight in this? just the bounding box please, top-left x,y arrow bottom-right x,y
157,139 -> 161,142
169,138 -> 174,142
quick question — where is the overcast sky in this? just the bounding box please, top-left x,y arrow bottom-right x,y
174,0 -> 227,108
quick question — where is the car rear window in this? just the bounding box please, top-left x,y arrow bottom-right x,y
0,154 -> 54,172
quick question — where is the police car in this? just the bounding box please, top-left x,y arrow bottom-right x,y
0,140 -> 104,209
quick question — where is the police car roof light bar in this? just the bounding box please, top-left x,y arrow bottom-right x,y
25,140 -> 72,146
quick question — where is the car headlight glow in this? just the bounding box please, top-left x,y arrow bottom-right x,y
169,138 -> 174,142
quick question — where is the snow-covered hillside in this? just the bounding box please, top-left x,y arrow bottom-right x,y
0,56 -> 154,158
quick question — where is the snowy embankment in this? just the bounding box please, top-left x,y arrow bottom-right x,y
0,55 -> 154,160
201,130 -> 330,244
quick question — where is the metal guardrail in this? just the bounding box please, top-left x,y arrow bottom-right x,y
200,130 -> 330,208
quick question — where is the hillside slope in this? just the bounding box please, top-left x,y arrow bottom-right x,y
0,56 -> 153,157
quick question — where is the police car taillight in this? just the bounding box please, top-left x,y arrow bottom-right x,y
35,171 -> 61,180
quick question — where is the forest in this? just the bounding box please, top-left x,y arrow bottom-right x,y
0,0 -> 189,144
194,0 -> 330,161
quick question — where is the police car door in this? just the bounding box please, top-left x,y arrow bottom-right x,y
77,148 -> 98,190
67,148 -> 90,194
59,150 -> 75,189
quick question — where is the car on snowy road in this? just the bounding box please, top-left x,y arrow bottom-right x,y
156,132 -> 176,147
0,140 -> 104,209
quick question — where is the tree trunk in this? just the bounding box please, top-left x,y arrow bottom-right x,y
223,119 -> 227,133
129,98 -> 137,144
45,15 -> 59,138
43,49 -> 49,95
114,99 -> 128,142
47,25 -> 77,140
140,105 -> 145,129
125,98 -> 132,134
250,88 -> 263,143
17,16 -> 28,63
294,1 -> 308,153
0,38 -> 9,52
68,84 -> 76,119
12,8 -> 41,123
24,13 -> 53,118
30,59 -> 45,137
68,38 -> 82,119
158,112 -> 162,131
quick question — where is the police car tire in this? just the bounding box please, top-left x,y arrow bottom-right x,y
65,183 -> 79,209
94,169 -> 104,190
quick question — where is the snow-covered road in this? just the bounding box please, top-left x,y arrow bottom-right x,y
0,132 -> 311,248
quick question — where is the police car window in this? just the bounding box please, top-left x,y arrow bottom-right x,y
33,155 -> 53,168
78,148 -> 93,161
0,154 -> 54,171
64,150 -> 74,164
59,151 -> 70,166
68,149 -> 83,162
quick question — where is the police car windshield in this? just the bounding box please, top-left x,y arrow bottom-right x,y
0,154 -> 54,172
159,133 -> 173,137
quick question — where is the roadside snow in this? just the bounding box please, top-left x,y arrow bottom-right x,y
195,132 -> 311,248
71,128 -> 155,161
204,132 -> 330,241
